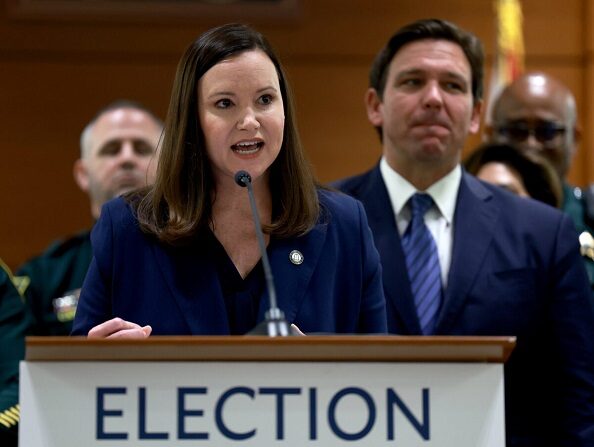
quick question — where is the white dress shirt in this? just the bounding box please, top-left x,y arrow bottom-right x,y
379,157 -> 461,287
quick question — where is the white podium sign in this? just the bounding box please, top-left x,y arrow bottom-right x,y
19,336 -> 514,447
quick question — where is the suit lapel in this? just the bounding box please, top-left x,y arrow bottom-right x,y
357,166 -> 421,334
265,221 -> 328,322
436,173 -> 499,333
151,218 -> 328,334
152,239 -> 230,335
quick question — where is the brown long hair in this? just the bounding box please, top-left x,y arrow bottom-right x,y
134,23 -> 319,245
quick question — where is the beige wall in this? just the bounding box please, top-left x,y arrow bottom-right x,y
1,0 -> 592,269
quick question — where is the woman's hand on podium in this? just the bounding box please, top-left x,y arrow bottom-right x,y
291,324 -> 305,336
87,317 -> 152,339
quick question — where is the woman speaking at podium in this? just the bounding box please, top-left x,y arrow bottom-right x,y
71,24 -> 387,338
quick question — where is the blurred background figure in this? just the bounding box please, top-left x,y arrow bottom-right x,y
17,100 -> 164,336
464,142 -> 562,207
487,72 -> 594,286
0,259 -> 31,447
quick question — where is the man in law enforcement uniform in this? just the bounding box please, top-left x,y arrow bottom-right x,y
487,72 -> 594,289
17,100 -> 163,335
0,259 -> 31,447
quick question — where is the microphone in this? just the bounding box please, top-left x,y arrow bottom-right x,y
234,170 -> 294,336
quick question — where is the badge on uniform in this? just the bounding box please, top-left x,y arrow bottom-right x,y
52,288 -> 81,322
579,231 -> 594,261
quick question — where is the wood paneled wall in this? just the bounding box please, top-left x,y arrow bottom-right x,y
1,0 -> 592,269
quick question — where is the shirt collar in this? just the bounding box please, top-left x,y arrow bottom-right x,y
379,157 -> 460,225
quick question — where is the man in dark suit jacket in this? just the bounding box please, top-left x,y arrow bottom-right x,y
486,72 -> 594,290
334,18 -> 594,446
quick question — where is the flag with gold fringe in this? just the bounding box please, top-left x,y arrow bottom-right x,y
485,0 -> 525,125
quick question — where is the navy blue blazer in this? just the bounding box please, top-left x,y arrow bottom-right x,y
71,189 -> 387,336
334,165 -> 594,446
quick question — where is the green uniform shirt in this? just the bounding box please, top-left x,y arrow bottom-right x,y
0,260 -> 31,446
16,230 -> 92,336
562,183 -> 594,290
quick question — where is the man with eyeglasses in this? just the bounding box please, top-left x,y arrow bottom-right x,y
488,72 -> 594,289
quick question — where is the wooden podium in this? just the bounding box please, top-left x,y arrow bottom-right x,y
20,335 -> 515,446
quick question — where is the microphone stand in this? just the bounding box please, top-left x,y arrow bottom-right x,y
235,170 -> 294,337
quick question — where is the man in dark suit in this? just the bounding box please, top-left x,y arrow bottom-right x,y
333,18 -> 594,446
486,72 -> 594,289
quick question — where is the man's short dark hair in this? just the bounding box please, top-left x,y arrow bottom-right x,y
369,18 -> 484,104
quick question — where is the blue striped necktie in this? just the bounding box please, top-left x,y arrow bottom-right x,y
401,193 -> 442,335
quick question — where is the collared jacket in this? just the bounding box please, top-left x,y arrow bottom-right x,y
72,190 -> 387,336
334,165 -> 594,447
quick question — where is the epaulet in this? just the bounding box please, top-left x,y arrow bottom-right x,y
582,184 -> 594,229
0,404 -> 19,430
